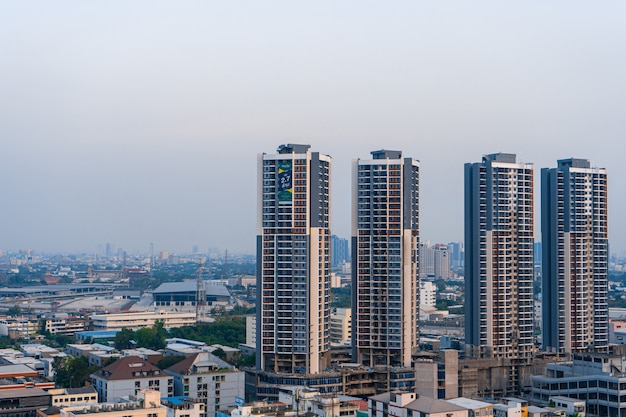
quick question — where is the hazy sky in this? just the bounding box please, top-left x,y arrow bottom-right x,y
2,2 -> 626,256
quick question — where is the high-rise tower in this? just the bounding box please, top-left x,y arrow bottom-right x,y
465,153 -> 535,359
542,158 -> 608,353
256,144 -> 331,374
352,150 -> 420,368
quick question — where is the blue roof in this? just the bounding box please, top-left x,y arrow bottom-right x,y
164,396 -> 191,405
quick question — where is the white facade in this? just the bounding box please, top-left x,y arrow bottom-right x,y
61,390 -> 166,417
257,144 -> 331,374
91,357 -> 173,403
419,281 -> 436,308
166,352 -> 245,417
91,310 -> 196,331
330,307 -> 352,344
246,315 -> 256,348
49,387 -> 98,408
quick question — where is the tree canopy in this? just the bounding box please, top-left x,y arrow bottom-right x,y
54,356 -> 99,388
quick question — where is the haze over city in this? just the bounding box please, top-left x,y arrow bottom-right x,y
2,1 -> 626,255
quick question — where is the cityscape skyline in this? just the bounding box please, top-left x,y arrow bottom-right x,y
2,2 -> 626,255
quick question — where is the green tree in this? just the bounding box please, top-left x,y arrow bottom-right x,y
212,348 -> 226,359
54,356 -> 99,388
157,355 -> 186,370
114,328 -> 135,350
135,327 -> 155,348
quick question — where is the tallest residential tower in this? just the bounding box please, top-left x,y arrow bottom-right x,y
256,144 -> 331,374
465,153 -> 535,359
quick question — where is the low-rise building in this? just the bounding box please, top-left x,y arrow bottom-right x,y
91,356 -> 173,402
368,391 -> 467,417
0,387 -> 51,412
165,338 -> 206,357
48,387 -> 98,408
152,282 -> 231,309
60,389 -> 167,417
549,396 -> 585,417
531,351 -> 626,417
278,387 -> 361,417
161,396 -> 205,417
444,397 -> 493,416
42,313 -> 88,336
165,351 -> 244,417
91,310 -> 196,331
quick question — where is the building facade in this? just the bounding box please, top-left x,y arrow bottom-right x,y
542,158 -> 609,353
90,356 -> 173,402
433,244 -> 450,279
257,144 -> 332,374
352,150 -> 420,368
91,310 -> 196,331
165,352 -> 244,417
531,351 -> 626,417
464,153 -> 534,359
330,307 -> 352,344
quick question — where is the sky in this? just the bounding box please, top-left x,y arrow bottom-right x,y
1,1 -> 626,256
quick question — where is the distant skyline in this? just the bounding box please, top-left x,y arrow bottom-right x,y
2,2 -> 626,256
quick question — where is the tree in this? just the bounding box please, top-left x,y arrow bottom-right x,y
212,348 -> 226,359
156,355 -> 186,370
54,356 -> 99,388
114,328 -> 135,350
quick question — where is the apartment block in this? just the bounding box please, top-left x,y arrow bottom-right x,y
352,150 -> 420,368
257,144 -> 331,374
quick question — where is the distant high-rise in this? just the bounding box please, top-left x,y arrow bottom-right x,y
465,153 -> 535,359
420,242 -> 435,277
542,158 -> 609,353
256,144 -> 331,374
433,244 -> 451,279
421,242 -> 451,278
352,150 -> 420,367
331,235 -> 349,267
448,242 -> 464,273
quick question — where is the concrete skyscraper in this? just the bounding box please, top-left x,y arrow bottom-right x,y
465,153 -> 535,359
542,158 -> 609,353
256,144 -> 331,374
352,150 -> 420,368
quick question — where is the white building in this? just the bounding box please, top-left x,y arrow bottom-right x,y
91,310 -> 196,331
60,389 -> 167,417
91,356 -> 173,402
165,351 -> 245,417
420,281 -> 436,308
49,386 -> 99,408
330,307 -> 351,344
